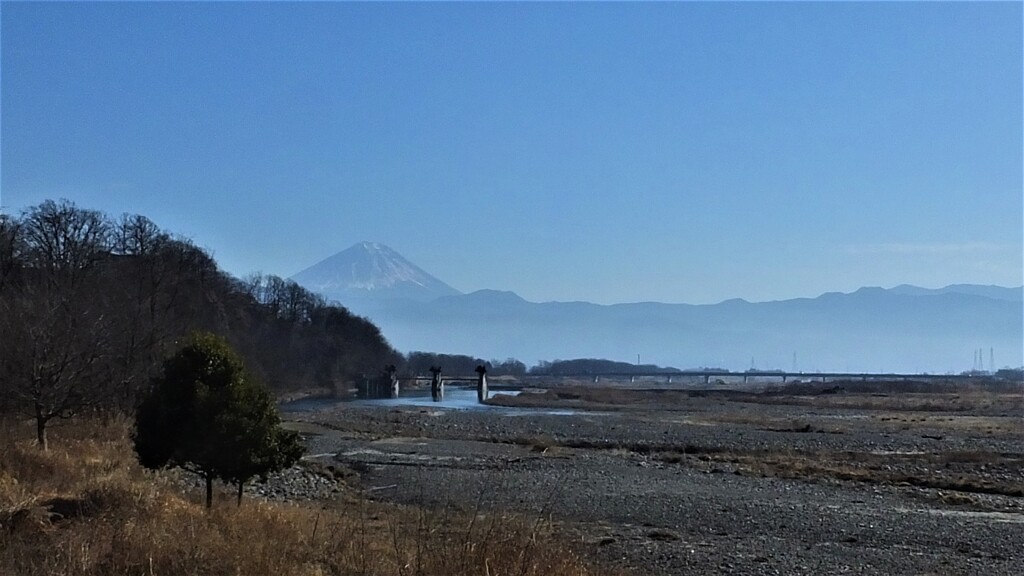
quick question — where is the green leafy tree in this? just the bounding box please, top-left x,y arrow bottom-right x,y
133,333 -> 304,507
215,381 -> 305,506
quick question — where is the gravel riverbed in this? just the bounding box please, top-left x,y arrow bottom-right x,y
277,391 -> 1023,575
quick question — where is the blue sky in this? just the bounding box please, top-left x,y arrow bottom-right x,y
2,2 -> 1021,304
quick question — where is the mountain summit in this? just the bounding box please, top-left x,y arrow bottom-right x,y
291,242 -> 460,303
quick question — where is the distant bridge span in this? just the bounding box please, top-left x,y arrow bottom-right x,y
400,371 -> 980,386
538,370 -> 979,384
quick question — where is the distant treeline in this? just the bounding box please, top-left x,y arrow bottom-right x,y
404,352 -> 527,377
0,200 -> 408,439
399,355 -> 689,377
993,368 -> 1024,381
529,359 -> 682,375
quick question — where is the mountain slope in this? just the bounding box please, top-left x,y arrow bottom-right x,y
351,285 -> 1023,373
887,284 -> 1022,301
291,246 -> 1022,373
291,242 -> 460,303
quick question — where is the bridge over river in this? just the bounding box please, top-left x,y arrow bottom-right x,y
357,369 -> 980,401
523,370 -> 979,385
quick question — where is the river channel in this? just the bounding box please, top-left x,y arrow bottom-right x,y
281,386 -> 585,416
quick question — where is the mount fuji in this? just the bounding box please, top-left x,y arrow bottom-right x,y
291,242 -> 461,304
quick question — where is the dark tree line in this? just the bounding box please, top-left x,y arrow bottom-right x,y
235,272 -> 401,391
0,200 -> 401,447
399,354 -> 690,378
529,358 -> 681,375
403,352 -> 527,377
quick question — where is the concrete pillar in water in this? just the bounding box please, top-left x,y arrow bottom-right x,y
385,364 -> 399,398
475,364 -> 488,402
429,366 -> 443,402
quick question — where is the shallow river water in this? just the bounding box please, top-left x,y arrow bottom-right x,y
282,386 -> 584,416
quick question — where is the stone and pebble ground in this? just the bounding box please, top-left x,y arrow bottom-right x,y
187,392 -> 1023,575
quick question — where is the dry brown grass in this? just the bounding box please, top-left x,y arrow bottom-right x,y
493,429 -> 1024,500
684,407 -> 1022,436
653,447 -> 1024,498
491,385 -> 1024,422
734,390 -> 1024,415
0,417 -> 613,576
681,413 -> 847,434
870,413 -> 1023,435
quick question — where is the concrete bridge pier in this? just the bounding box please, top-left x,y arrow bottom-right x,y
475,365 -> 488,402
385,364 -> 399,398
429,366 -> 443,402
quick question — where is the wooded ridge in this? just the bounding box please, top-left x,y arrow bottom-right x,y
0,200 -> 401,446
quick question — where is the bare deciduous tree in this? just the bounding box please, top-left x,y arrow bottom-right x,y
4,200 -> 114,448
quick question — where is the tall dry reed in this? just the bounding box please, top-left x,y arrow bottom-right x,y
1,417 -> 609,576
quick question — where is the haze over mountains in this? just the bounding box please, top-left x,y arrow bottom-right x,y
292,243 -> 1023,374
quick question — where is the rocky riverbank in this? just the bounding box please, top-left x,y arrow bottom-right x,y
273,390 -> 1023,575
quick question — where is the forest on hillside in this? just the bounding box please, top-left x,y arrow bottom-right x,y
0,199 -> 706,446
0,200 -> 403,444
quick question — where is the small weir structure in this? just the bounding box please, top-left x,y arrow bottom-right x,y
357,365 -> 491,404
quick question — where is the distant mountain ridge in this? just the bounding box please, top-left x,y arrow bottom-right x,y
291,242 -> 460,303
291,244 -> 1023,373
884,284 -> 1021,302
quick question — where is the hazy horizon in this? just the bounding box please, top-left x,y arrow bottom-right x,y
295,240 -> 1023,307
2,2 -> 1021,305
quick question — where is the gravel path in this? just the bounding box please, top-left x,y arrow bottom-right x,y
280,394 -> 1024,575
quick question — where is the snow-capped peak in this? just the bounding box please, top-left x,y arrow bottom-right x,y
291,242 -> 460,302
